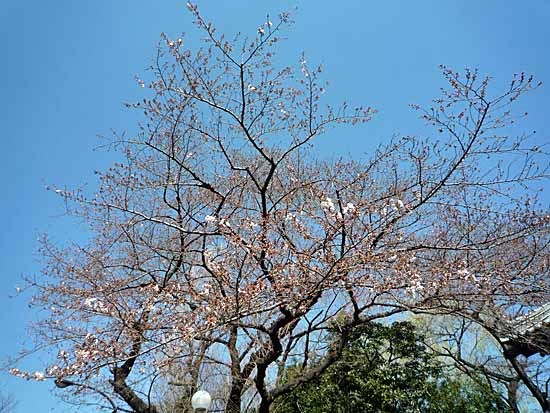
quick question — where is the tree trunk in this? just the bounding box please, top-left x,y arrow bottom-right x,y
258,397 -> 271,413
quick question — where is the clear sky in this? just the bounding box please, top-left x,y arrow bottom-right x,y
1,1 -> 549,411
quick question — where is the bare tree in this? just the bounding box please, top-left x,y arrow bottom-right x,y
10,4 -> 548,413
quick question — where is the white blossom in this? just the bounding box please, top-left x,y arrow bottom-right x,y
204,215 -> 217,224
9,368 -> 24,378
389,198 -> 405,211
320,197 -> 335,212
343,202 -> 356,216
83,297 -> 108,313
33,371 -> 45,381
406,280 -> 425,298
84,297 -> 98,307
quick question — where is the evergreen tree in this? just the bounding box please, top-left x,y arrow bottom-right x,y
274,322 -> 507,413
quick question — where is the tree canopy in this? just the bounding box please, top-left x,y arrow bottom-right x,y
9,3 -> 549,412
275,321 -> 507,413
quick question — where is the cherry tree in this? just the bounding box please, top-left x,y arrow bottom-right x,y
10,4 -> 548,412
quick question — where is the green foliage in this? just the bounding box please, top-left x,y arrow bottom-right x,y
273,322 -> 507,413
430,376 -> 509,413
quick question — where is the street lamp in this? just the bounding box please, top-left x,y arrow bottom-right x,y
191,390 -> 212,412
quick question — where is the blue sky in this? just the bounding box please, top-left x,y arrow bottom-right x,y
1,1 -> 549,411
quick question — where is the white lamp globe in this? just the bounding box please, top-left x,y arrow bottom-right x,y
191,390 -> 212,411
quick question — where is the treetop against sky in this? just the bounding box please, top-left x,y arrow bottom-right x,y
1,1 -> 549,412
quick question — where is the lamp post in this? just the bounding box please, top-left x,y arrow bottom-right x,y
191,390 -> 212,413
